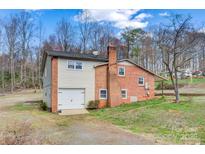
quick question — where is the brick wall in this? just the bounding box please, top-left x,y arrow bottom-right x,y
51,57 -> 58,112
95,63 -> 155,108
107,45 -> 121,107
117,64 -> 155,103
95,65 -> 108,108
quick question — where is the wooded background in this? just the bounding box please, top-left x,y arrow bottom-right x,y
0,10 -> 205,94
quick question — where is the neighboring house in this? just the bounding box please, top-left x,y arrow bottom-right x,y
41,45 -> 165,113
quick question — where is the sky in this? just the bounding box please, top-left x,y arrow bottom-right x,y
0,9 -> 205,39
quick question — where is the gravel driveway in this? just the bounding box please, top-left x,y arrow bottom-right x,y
63,116 -> 156,145
0,90 -> 156,145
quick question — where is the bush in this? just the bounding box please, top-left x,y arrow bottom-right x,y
87,100 -> 100,109
39,101 -> 48,111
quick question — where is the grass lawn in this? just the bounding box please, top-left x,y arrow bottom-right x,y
168,77 -> 205,85
155,77 -> 205,89
91,96 -> 205,144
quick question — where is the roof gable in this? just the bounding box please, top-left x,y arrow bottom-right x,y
95,59 -> 167,81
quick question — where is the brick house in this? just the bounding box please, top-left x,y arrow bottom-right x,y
41,45 -> 165,113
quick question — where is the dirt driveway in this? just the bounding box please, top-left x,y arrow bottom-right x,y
0,89 -> 42,106
0,90 -> 156,145
64,116 -> 156,144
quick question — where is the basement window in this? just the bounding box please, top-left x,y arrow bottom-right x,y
99,89 -> 107,99
138,77 -> 144,86
118,66 -> 125,76
121,89 -> 127,99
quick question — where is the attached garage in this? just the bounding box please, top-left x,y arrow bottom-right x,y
58,88 -> 85,110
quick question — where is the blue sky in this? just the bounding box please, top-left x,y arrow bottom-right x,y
0,9 -> 205,38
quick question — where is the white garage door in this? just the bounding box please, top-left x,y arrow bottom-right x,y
58,88 -> 85,110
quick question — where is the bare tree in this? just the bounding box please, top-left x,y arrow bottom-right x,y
156,14 -> 199,103
78,10 -> 92,52
36,21 -> 43,89
18,11 -> 35,88
0,28 -> 5,93
197,32 -> 205,72
90,22 -> 104,51
56,18 -> 74,52
4,15 -> 19,93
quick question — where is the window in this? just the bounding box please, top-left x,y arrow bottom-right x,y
99,89 -> 107,99
68,60 -> 83,70
118,66 -> 125,76
68,61 -> 75,69
138,77 -> 144,85
75,62 -> 83,70
121,89 -> 127,99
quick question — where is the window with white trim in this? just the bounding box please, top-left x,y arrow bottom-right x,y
118,66 -> 125,76
68,60 -> 75,69
138,77 -> 144,85
67,60 -> 83,70
99,89 -> 107,99
121,89 -> 127,99
75,62 -> 83,70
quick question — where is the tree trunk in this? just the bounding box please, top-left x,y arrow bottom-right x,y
1,56 -> 5,93
38,53 -> 42,89
174,70 -> 180,103
10,49 -> 14,93
20,60 -> 23,85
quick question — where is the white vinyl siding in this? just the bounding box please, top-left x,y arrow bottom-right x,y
43,56 -> 51,108
58,59 -> 102,106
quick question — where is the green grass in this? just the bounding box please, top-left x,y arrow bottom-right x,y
10,103 -> 39,111
168,78 -> 205,85
91,96 -> 205,144
155,78 -> 205,89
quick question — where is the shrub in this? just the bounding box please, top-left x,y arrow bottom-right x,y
87,100 -> 100,109
39,101 -> 48,111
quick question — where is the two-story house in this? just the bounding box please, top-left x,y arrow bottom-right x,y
41,45 -> 165,113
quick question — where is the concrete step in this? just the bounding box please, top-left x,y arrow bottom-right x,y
59,109 -> 89,115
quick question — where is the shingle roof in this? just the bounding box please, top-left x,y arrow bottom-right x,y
41,50 -> 108,75
46,50 -> 108,62
95,59 -> 167,81
41,50 -> 167,81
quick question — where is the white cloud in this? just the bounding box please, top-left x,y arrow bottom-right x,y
198,27 -> 205,33
159,12 -> 170,17
135,13 -> 152,21
75,10 -> 152,29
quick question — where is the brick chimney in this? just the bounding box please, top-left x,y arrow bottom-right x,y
108,44 -> 117,66
107,44 -> 121,107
